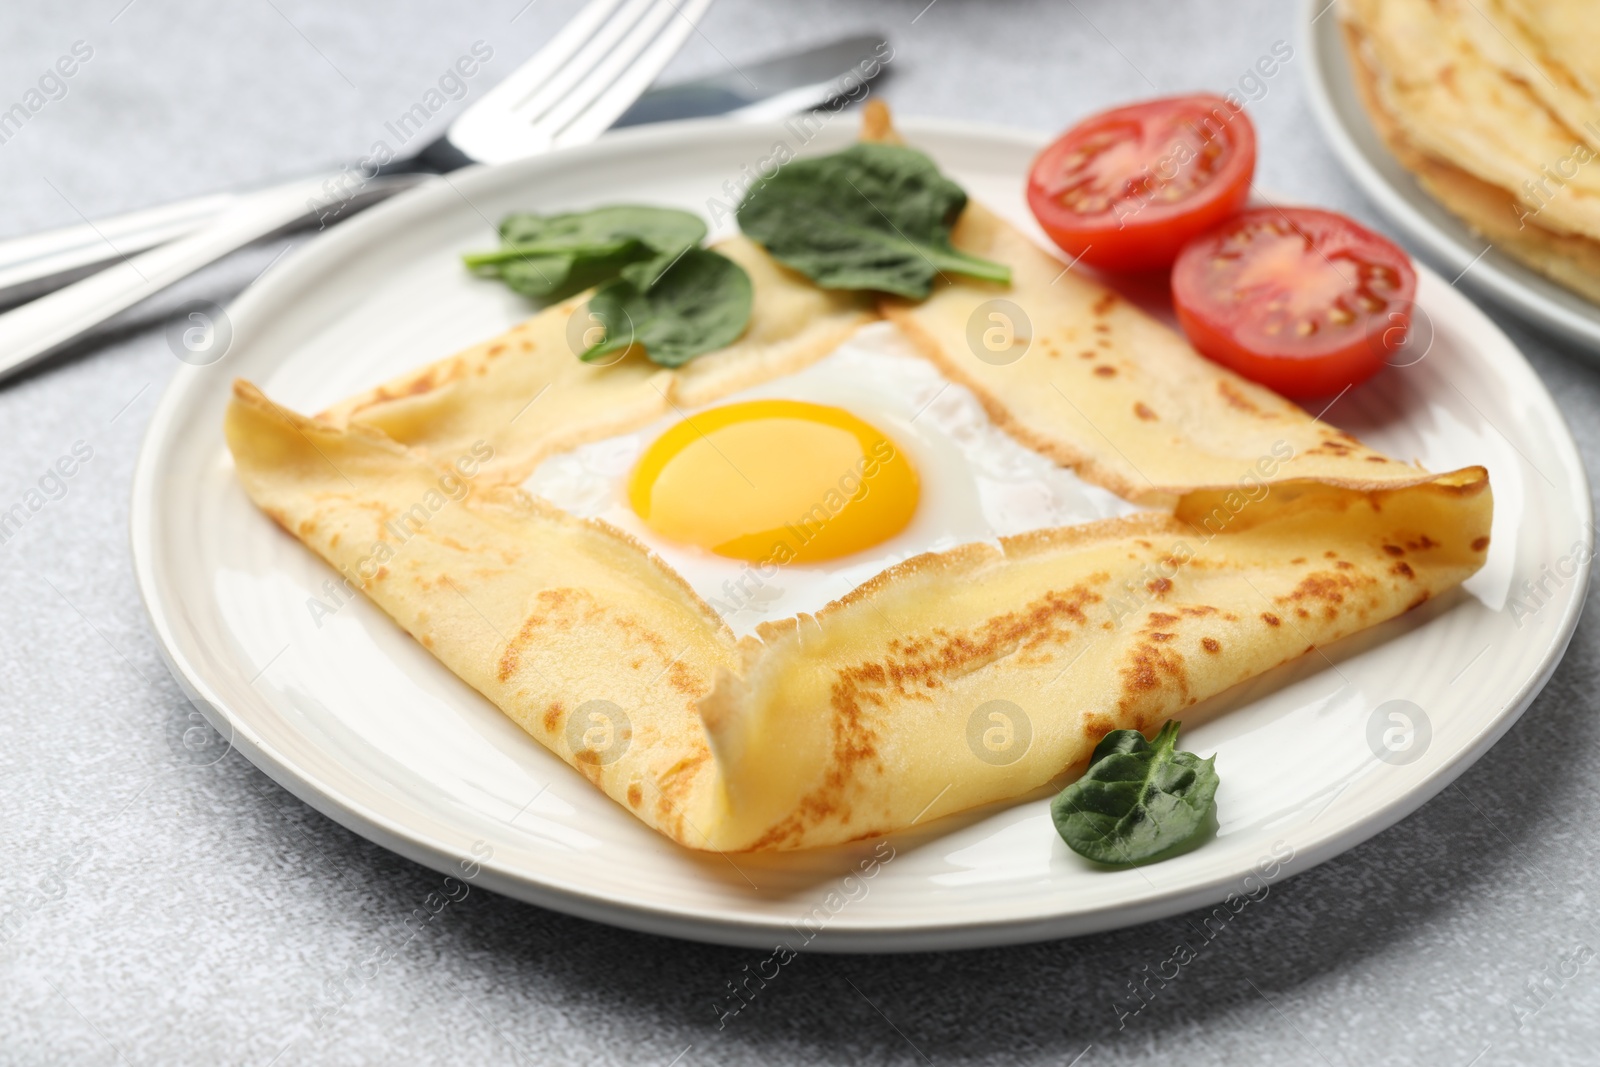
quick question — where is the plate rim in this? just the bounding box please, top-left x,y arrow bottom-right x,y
131,114 -> 1594,952
1299,0 -> 1600,352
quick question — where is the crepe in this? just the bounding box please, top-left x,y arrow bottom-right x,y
226,105 -> 1492,852
1458,0 -> 1600,154
227,383 -> 738,844
322,235 -> 875,485
1342,0 -> 1600,302
882,198 -> 1457,504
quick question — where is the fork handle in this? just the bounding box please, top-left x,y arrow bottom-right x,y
0,172 -> 430,384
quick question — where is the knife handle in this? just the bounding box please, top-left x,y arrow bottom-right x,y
0,172 -> 429,384
0,166 -> 431,311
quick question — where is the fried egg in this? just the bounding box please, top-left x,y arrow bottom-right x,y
627,398 -> 921,565
523,322 -> 1143,635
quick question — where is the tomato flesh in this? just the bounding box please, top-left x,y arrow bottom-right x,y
1171,207 -> 1418,399
1027,94 -> 1256,272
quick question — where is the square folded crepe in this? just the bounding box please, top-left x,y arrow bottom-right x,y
225,105 -> 1491,852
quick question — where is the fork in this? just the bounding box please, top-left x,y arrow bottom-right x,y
0,0 -> 714,384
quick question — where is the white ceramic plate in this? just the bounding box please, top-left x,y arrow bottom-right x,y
132,116 -> 1591,951
1302,0 -> 1600,353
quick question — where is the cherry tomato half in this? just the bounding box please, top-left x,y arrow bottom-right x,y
1027,94 -> 1257,273
1171,207 -> 1418,399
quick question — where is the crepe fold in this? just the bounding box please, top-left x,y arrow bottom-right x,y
225,107 -> 1491,852
1342,0 -> 1600,302
883,199 -> 1448,505
320,235 -> 875,485
227,381 -> 740,844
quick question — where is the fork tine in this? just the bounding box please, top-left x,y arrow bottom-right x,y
469,0 -> 628,121
533,0 -> 677,135
514,0 -> 662,129
444,0 -> 709,165
549,0 -> 716,148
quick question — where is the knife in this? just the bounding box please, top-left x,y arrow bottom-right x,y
0,34 -> 889,311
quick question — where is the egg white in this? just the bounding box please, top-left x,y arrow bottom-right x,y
522,322 -> 1145,637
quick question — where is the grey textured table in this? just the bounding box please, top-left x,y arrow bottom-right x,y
3,1 -> 1598,1063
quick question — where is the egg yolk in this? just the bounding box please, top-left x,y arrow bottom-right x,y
627,400 -> 920,565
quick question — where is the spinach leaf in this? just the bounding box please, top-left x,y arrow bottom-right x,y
494,204 -> 706,262
1051,720 -> 1218,866
463,205 -> 707,304
465,203 -> 749,367
735,142 -> 1011,299
581,248 -> 752,368
494,246 -> 641,304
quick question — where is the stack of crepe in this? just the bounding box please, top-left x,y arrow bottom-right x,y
1342,0 -> 1600,302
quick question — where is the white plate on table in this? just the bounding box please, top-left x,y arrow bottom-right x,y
1302,0 -> 1600,354
132,116 -> 1591,951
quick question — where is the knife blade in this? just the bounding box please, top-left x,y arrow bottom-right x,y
611,34 -> 891,126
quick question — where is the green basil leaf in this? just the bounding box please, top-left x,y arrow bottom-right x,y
1051,720 -> 1219,866
580,247 -> 752,368
464,205 -> 707,304
735,142 -> 1011,299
